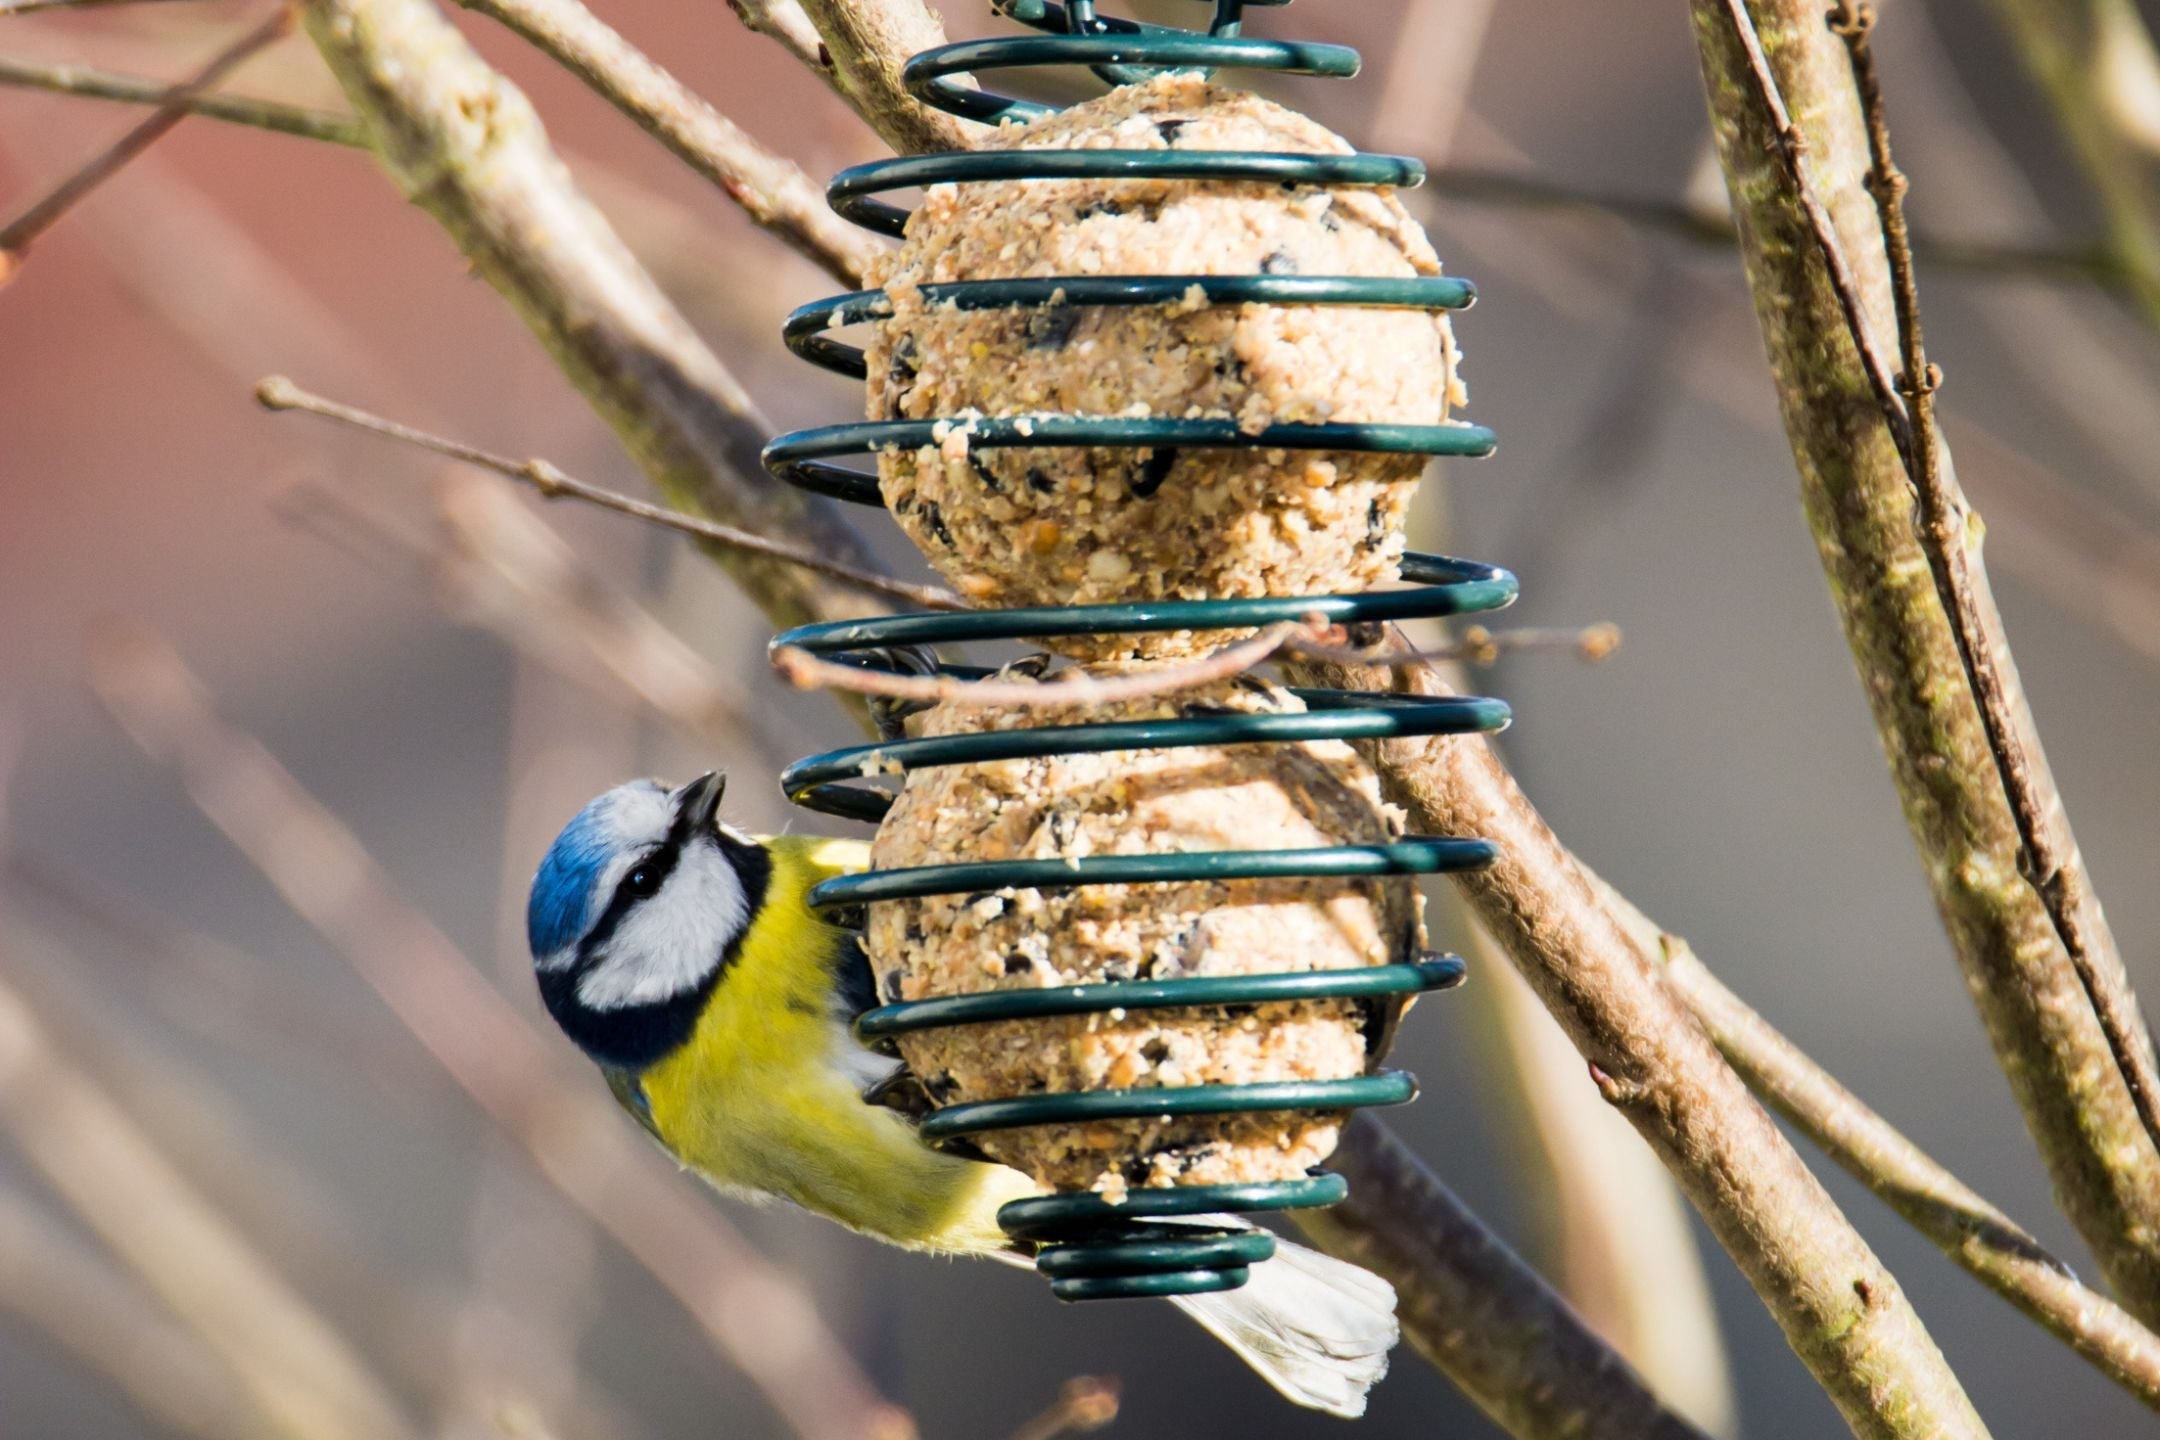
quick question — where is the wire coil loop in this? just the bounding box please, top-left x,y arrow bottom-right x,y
764,0 -> 1513,1301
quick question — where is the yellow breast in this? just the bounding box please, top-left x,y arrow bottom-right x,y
636,834 -> 1033,1254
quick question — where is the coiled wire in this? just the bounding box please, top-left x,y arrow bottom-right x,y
765,0 -> 1512,1300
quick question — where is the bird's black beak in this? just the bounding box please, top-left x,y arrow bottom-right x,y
673,771 -> 725,835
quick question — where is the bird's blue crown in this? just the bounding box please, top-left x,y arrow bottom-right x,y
527,787 -> 646,959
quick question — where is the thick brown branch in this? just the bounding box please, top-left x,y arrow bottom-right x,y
788,0 -> 976,153
453,0 -> 881,285
1831,0 -> 2160,1196
297,0 -> 879,632
1299,1117 -> 1712,1440
1690,0 -> 2160,1314
1288,645 -> 1988,1440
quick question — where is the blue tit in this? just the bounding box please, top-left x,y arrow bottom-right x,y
528,772 -> 1399,1417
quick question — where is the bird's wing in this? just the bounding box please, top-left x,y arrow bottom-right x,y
601,1065 -> 667,1146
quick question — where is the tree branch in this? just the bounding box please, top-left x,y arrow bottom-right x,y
453,0 -> 881,285
0,54 -> 369,144
1649,932 -> 2160,1411
787,0 -> 976,154
1289,642 -> 1986,1440
1297,1116 -> 1713,1440
1688,0 -> 2160,1316
0,7 -> 295,267
297,0 -> 880,632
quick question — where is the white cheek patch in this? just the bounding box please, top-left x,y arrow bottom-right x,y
576,843 -> 750,1011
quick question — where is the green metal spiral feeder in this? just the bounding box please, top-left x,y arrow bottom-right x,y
765,0 -> 1514,1302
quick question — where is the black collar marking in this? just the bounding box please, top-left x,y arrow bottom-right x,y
539,826 -> 773,1073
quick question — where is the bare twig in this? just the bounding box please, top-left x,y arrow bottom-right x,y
1427,165 -> 2123,287
1831,0 -> 2160,1180
775,618 -> 1619,707
1651,933 -> 2160,1411
296,0 -> 884,633
1299,1117 -> 1713,1440
1003,1377 -> 1120,1440
774,623 -> 1307,706
1291,640 -> 1988,1440
257,376 -> 958,612
0,0 -> 200,16
0,54 -> 367,143
0,958 -> 417,1440
0,7 -> 294,267
90,627 -> 912,1440
453,0 -> 881,285
1693,0 -> 2160,1313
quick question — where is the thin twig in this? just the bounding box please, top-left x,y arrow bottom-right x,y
1650,931 -> 2160,1411
90,627 -> 914,1440
1428,165 -> 2124,288
1827,0 -> 2160,1184
296,0 -> 885,634
774,619 -> 1620,708
0,7 -> 294,266
256,375 -> 961,612
1003,1377 -> 1120,1440
454,0 -> 881,286
0,0 -> 199,14
774,624 -> 1307,707
0,54 -> 367,143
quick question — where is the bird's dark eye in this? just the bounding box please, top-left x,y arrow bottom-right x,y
625,865 -> 661,898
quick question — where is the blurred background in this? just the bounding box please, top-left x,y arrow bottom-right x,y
5,0 -> 2160,1435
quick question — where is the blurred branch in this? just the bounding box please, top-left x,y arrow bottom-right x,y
0,55 -> 368,141
1297,1116 -> 1714,1440
453,0 -> 882,285
1984,0 -> 2160,326
0,954 -> 417,1440
296,0 -> 882,633
1003,1377 -> 1119,1440
90,627 -> 913,1440
1427,165 -> 2124,287
0,1186 -> 273,1440
787,0 -> 973,153
1459,924 -> 1736,1436
0,7 -> 294,268
258,376 -> 956,611
0,0 -> 199,13
1691,0 -> 2160,1317
1291,640 -> 1987,1440
1648,931 -> 2160,1411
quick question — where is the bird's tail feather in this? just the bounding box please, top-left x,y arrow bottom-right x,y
1169,1237 -> 1399,1419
